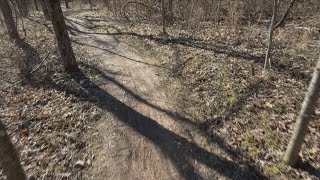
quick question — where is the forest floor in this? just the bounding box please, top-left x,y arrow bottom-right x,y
0,4 -> 320,180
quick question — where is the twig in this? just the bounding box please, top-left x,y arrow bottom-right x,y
30,51 -> 51,74
123,1 -> 160,24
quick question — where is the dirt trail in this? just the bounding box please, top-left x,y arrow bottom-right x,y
65,17 -> 262,180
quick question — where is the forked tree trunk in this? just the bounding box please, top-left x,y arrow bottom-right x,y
274,0 -> 296,30
0,0 -> 20,41
47,0 -> 79,73
39,0 -> 50,20
0,122 -> 26,180
264,0 -> 277,70
284,57 -> 320,166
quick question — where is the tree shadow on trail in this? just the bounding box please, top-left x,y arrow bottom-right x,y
72,20 -> 307,81
46,64 -> 266,180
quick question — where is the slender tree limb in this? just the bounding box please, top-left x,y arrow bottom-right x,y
274,0 -> 296,30
123,1 -> 160,23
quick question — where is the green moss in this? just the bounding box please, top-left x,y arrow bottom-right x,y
264,163 -> 286,176
242,134 -> 259,155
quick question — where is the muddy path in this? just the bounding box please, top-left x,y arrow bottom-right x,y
65,17 -> 264,180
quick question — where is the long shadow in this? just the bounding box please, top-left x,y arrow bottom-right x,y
46,68 -> 266,180
71,39 -> 169,69
79,62 -> 195,127
0,121 -> 26,180
198,79 -> 265,131
69,23 -> 307,80
297,162 -> 320,179
15,39 -> 43,84
28,16 -> 308,80
79,62 -> 260,165
78,62 -> 262,165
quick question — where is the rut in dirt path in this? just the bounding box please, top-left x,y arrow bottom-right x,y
62,17 -> 266,180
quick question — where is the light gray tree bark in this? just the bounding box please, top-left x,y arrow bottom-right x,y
264,0 -> 277,70
284,57 -> 320,166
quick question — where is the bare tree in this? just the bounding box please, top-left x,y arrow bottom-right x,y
274,0 -> 296,30
65,0 -> 70,9
284,57 -> 320,166
161,0 -> 167,35
0,121 -> 26,180
88,0 -> 93,11
39,0 -> 51,20
0,0 -> 20,41
264,0 -> 278,70
34,0 -> 39,11
47,0 -> 79,73
16,0 -> 28,17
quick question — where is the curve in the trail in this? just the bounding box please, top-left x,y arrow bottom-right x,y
65,17 -> 265,180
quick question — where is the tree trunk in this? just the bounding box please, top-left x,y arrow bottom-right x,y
161,0 -> 167,35
0,0 -> 20,41
88,0 -> 93,11
264,0 -> 277,70
39,0 -> 50,20
16,0 -> 28,17
284,57 -> 320,166
0,121 -> 26,180
47,0 -> 79,73
274,0 -> 296,30
34,0 -> 39,11
216,0 -> 221,27
65,0 -> 70,9
167,0 -> 174,24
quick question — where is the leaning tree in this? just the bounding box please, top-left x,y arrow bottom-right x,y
284,56 -> 320,166
47,0 -> 79,73
0,0 -> 20,41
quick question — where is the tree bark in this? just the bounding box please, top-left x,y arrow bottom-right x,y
34,0 -> 39,11
16,0 -> 28,17
39,0 -> 50,20
161,0 -> 167,35
0,121 -> 26,180
88,0 -> 93,11
0,0 -> 20,41
284,57 -> 320,166
274,0 -> 296,30
65,0 -> 70,9
264,0 -> 277,70
47,0 -> 79,73
167,0 -> 173,24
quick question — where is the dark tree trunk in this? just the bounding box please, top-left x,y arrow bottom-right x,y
65,0 -> 70,9
88,0 -> 93,11
16,0 -> 28,17
0,121 -> 26,180
161,0 -> 167,35
47,0 -> 79,73
0,0 -> 20,41
34,0 -> 39,11
167,0 -> 174,24
39,0 -> 50,20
